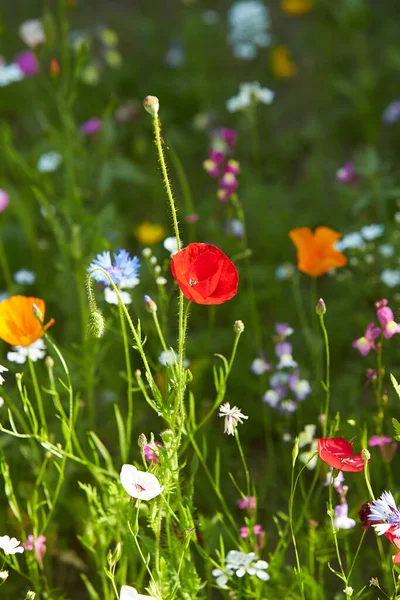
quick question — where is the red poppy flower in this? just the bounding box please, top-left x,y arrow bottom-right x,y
318,438 -> 366,472
384,530 -> 400,564
171,243 -> 238,305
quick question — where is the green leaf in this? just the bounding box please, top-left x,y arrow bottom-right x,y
80,573 -> 101,600
391,373 -> 400,399
392,418 -> 400,441
114,404 -> 127,462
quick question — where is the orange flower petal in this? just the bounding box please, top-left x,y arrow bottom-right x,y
289,226 -> 347,277
0,296 -> 53,347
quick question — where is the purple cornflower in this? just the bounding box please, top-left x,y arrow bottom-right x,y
352,322 -> 381,356
376,300 -> 400,339
382,98 -> 400,125
368,491 -> 400,535
88,249 -> 140,286
80,117 -> 102,135
237,496 -> 255,510
336,161 -> 360,184
23,535 -> 46,563
14,50 -> 38,77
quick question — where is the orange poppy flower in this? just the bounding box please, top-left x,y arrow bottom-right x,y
0,296 -> 54,347
288,226 -> 347,277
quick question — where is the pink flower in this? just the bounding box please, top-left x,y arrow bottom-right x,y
237,495 -> 255,510
80,118 -> 102,135
144,442 -> 162,464
203,159 -> 219,177
225,160 -> 240,176
240,526 -> 249,538
0,189 -> 9,212
220,128 -> 237,152
184,213 -> 199,224
209,149 -> 224,165
368,435 -> 397,463
14,51 -> 38,77
218,172 -> 238,195
376,302 -> 400,339
336,161 -> 360,185
352,322 -> 381,356
23,535 -> 46,563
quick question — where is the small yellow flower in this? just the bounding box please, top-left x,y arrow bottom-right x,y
271,46 -> 298,79
281,0 -> 313,16
135,222 -> 165,246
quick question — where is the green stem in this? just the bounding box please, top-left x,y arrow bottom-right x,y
0,230 -> 13,290
235,430 -> 251,500
28,359 -> 47,435
289,461 -> 305,600
318,311 -> 330,437
119,299 -> 133,462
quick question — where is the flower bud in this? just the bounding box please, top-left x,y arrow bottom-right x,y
144,295 -> 157,313
25,593 -> 36,600
50,58 -> 60,77
138,433 -> 147,448
45,355 -> 54,369
362,448 -> 371,462
135,369 -> 141,378
143,95 -> 159,116
150,256 -> 157,265
32,303 -> 43,322
88,310 -> 105,338
142,247 -> 152,258
292,437 -> 299,466
0,571 -> 9,580
315,298 -> 326,316
234,320 -> 245,334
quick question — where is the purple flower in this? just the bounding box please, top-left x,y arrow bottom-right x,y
220,128 -> 237,151
274,323 -> 294,338
144,442 -> 162,464
225,160 -> 240,176
333,501 -> 356,530
336,161 -> 360,184
288,371 -> 311,401
352,322 -> 381,356
80,118 -> 102,135
203,159 -> 219,177
382,98 -> 400,125
368,436 -> 397,463
226,218 -> 244,238
376,303 -> 400,339
275,341 -> 292,357
14,51 -> 38,77
250,356 -> 271,375
369,435 -> 392,447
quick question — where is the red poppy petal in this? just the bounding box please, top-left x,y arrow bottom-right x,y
319,438 -> 353,459
190,251 -> 223,298
209,259 -> 239,302
340,453 -> 365,472
318,440 -> 343,470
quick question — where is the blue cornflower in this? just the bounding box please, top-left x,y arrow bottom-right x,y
381,269 -> 400,288
361,224 -> 384,241
382,98 -> 400,125
368,491 -> 400,536
88,249 -> 140,286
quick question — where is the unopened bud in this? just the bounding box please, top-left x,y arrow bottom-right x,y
154,265 -> 161,274
161,429 -> 174,446
292,437 -> 299,467
315,298 -> 326,316
144,295 -> 157,313
362,448 -> 371,462
0,570 -> 9,580
50,58 -> 60,77
107,542 -> 122,566
87,310 -> 105,338
45,355 -> 54,369
142,247 -> 152,258
32,303 -> 43,322
150,256 -> 157,265
143,95 -> 159,116
138,433 -> 147,448
234,320 -> 245,334
369,577 -> 379,587
343,586 -> 353,597
25,593 -> 36,600
135,369 -> 141,378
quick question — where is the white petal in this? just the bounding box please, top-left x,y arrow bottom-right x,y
256,570 -> 270,581
120,586 -> 138,600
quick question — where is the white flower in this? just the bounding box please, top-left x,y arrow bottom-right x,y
280,399 -> 297,413
335,232 -> 365,251
0,63 -> 24,87
211,567 -> 233,587
299,439 -> 318,470
19,19 -> 45,47
361,224 -> 384,241
262,389 -> 280,407
120,464 -> 163,501
219,402 -> 248,435
7,339 -> 46,364
0,570 -> 9,579
37,152 -> 62,173
343,587 -> 353,597
250,357 -> 270,375
120,586 -> 157,600
163,237 -> 181,256
333,503 -> 356,531
142,247 -> 152,258
0,365 -> 8,385
13,269 -> 36,285
120,277 -> 140,289
158,349 -> 177,366
277,353 -> 298,369
226,81 -> 274,113
228,0 -> 271,60
104,288 -> 132,305
379,244 -> 395,258
0,535 -> 24,555
156,276 -> 167,286
298,424 -> 316,449
381,269 -> 400,288
224,550 -> 269,581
